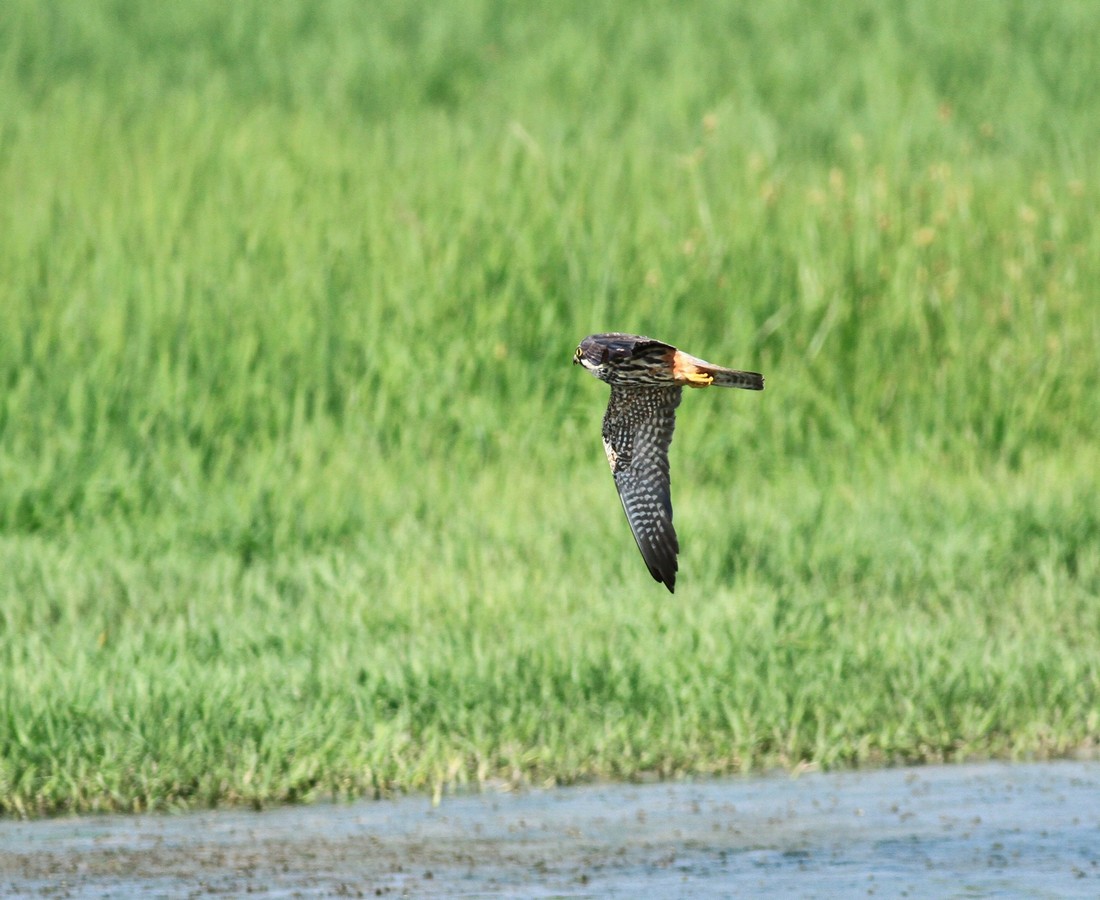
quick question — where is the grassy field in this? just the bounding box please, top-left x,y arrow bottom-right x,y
1,0 -> 1099,816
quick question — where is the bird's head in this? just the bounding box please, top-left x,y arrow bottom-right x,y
574,333 -> 673,386
573,337 -> 612,382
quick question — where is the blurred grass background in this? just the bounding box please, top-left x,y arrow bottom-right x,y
1,0 -> 1098,815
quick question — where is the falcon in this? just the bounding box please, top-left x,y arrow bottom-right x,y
573,332 -> 764,592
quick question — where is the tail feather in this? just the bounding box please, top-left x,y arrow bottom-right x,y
672,350 -> 765,390
704,364 -> 765,390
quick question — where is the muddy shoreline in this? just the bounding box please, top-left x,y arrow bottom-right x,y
3,760 -> 1098,897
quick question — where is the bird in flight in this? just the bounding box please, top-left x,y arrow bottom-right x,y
573,333 -> 764,592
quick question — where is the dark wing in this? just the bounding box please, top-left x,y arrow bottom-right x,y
601,385 -> 683,592
601,334 -> 674,363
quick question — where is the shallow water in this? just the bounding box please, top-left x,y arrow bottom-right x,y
2,761 -> 1098,897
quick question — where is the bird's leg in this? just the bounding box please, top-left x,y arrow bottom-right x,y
671,351 -> 716,388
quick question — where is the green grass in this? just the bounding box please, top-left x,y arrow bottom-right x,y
2,0 -> 1099,816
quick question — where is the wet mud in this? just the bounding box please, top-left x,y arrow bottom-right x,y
2,760 -> 1098,897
